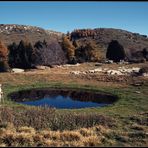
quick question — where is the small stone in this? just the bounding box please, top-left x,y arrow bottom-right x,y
135,91 -> 141,94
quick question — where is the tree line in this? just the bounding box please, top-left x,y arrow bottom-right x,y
0,38 -> 67,72
1,33 -> 147,72
0,36 -> 126,72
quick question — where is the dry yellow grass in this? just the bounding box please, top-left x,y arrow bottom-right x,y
17,126 -> 36,134
60,131 -> 82,141
0,143 -> 6,147
3,120 -> 147,147
0,124 -> 110,147
81,135 -> 101,146
3,62 -> 147,88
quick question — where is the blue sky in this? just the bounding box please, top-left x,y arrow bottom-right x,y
0,2 -> 148,35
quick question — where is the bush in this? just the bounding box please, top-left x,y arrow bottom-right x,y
106,40 -> 126,62
139,67 -> 148,75
0,60 -> 10,72
143,48 -> 148,61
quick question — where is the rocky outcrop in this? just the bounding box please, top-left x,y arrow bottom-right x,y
0,24 -> 63,46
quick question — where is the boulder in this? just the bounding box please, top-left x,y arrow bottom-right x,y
12,68 -> 24,73
95,63 -> 103,66
131,67 -> 140,73
70,71 -> 81,75
142,73 -> 148,77
94,68 -> 103,72
35,66 -> 47,70
107,70 -> 123,75
105,60 -> 114,64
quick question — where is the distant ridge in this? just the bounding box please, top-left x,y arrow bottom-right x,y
0,24 -> 63,45
0,24 -> 148,63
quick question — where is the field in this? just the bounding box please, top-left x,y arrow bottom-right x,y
0,62 -> 148,147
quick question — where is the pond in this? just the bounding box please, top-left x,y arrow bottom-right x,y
9,88 -> 118,109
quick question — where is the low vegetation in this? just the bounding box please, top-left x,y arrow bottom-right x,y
0,78 -> 147,146
0,106 -> 114,131
0,113 -> 147,147
0,58 -> 147,147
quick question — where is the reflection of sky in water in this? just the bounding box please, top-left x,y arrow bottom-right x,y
20,95 -> 109,109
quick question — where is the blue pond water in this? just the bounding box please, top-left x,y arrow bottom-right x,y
20,95 -> 109,109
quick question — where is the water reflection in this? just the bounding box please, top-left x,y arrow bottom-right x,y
10,88 -> 118,109
21,95 -> 109,109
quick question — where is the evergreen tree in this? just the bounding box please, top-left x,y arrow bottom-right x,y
17,40 -> 34,69
8,42 -> 18,67
8,40 -> 34,69
143,48 -> 148,61
106,40 -> 126,62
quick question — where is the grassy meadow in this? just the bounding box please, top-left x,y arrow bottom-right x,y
0,70 -> 148,147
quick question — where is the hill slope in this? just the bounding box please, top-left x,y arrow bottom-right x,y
70,28 -> 148,62
0,24 -> 63,45
0,24 -> 148,67
0,24 -> 67,68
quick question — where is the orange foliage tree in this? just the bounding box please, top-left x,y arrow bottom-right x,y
62,35 -> 76,64
0,40 -> 10,72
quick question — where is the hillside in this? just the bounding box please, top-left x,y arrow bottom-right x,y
0,24 -> 148,69
70,28 -> 148,62
0,24 -> 63,46
0,24 -> 67,69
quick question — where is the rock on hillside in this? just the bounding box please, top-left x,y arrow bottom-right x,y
0,24 -> 63,46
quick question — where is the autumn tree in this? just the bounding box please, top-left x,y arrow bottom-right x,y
75,41 -> 103,63
62,35 -> 77,64
84,42 -> 100,61
0,40 -> 10,72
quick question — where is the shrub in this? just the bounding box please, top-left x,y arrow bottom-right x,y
139,66 -> 148,75
143,48 -> 148,61
0,107 -> 114,131
106,40 -> 126,62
